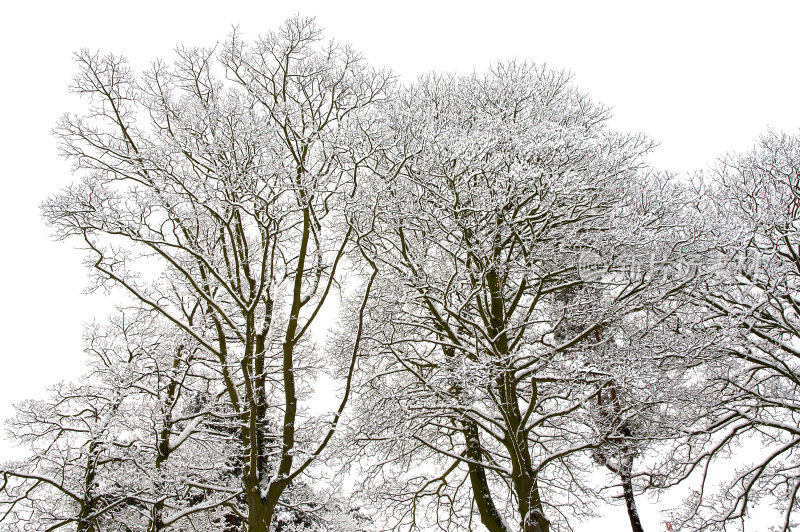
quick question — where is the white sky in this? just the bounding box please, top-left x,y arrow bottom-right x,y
0,1 -> 797,529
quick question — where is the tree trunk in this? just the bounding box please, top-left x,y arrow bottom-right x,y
620,459 -> 644,532
461,420 -> 512,532
520,483 -> 550,532
245,479 -> 270,532
77,442 -> 99,532
148,499 -> 164,532
485,266 -> 550,532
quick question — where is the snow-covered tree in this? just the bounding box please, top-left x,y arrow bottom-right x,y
39,16 -> 389,531
662,132 -> 800,531
1,380 -> 136,531
344,64 -> 707,532
11,13 -> 800,532
0,308 -> 241,531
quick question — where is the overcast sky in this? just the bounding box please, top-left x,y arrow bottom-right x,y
0,1 -> 797,529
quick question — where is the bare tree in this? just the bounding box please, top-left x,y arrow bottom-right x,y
345,64 -> 699,532
84,310 -> 241,531
41,16 -> 390,531
0,307 -> 245,531
585,305 -> 716,532
560,173 -> 722,532
1,381 -> 135,531
661,132 -> 800,531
